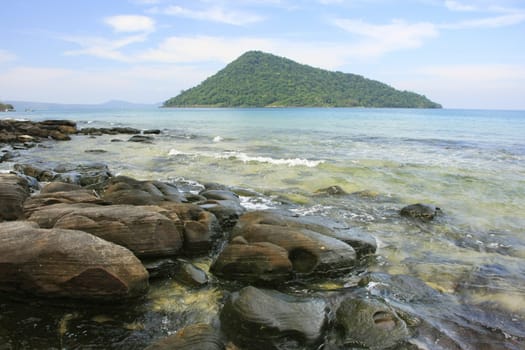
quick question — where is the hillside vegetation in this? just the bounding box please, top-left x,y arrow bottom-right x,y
164,51 -> 441,108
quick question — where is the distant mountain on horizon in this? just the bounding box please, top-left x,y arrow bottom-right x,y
5,99 -> 158,111
164,51 -> 441,108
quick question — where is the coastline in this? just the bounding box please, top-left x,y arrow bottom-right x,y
1,117 -> 524,349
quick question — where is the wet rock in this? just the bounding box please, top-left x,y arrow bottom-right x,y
142,258 -> 179,279
400,203 -> 440,221
335,297 -> 411,349
144,323 -> 224,350
79,126 -> 140,135
102,176 -> 184,205
28,204 -> 183,258
359,273 -> 443,304
0,173 -> 30,221
210,240 -> 292,284
314,185 -> 348,196
220,286 -> 327,349
276,213 -> 377,257
0,119 -> 77,143
200,190 -> 240,202
174,260 -> 209,287
228,210 -> 357,277
157,202 -> 221,255
84,149 -> 107,153
199,199 -> 245,231
0,221 -> 149,300
128,135 -> 154,143
14,161 -> 112,189
143,129 -> 161,135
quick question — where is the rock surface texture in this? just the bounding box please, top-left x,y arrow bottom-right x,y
0,221 -> 149,300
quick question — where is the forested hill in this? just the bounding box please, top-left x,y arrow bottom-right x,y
163,51 -> 441,108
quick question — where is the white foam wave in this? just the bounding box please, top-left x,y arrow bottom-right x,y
168,148 -> 184,156
219,151 -> 324,168
213,136 -> 224,142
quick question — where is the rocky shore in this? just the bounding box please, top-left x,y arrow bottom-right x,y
1,119 -> 521,349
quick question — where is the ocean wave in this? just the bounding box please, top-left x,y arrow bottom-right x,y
218,151 -> 324,168
168,148 -> 185,156
213,136 -> 224,142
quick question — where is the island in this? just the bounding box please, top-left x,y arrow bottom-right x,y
163,51 -> 441,108
0,102 -> 15,112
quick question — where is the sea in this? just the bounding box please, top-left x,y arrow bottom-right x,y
1,107 -> 524,349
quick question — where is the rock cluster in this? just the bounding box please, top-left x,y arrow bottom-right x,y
0,122 -> 450,349
0,119 -> 77,144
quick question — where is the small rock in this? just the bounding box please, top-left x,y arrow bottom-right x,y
400,203 -> 441,221
128,135 -> 154,143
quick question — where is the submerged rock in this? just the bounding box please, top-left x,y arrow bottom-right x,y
128,135 -> 154,143
400,203 -> 441,221
335,297 -> 411,349
145,323 -> 224,350
314,185 -> 348,196
220,286 -> 327,349
28,204 -> 184,258
0,221 -> 148,300
0,173 -> 30,222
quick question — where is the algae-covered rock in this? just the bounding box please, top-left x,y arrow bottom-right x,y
220,286 -> 327,349
335,297 -> 411,349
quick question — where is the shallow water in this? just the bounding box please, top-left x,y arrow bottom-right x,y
1,108 -> 524,349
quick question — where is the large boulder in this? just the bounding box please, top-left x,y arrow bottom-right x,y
144,324 -> 224,350
215,211 -> 357,280
101,176 -> 184,205
28,204 -> 183,258
220,286 -> 327,349
0,221 -> 148,300
0,173 -> 30,221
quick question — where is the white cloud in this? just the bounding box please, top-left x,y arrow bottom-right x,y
445,0 -> 477,12
441,12 -> 525,29
393,64 -> 525,109
63,34 -> 148,61
161,5 -> 264,25
135,35 -> 359,69
0,49 -> 16,63
333,18 -> 439,54
104,15 -> 155,33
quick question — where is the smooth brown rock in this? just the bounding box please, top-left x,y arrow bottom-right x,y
211,240 -> 292,284
231,211 -> 357,276
28,204 -> 183,258
102,176 -> 184,205
0,221 -> 148,300
0,173 -> 30,221
23,188 -> 106,217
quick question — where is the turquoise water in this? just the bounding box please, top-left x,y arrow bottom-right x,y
2,107 -> 525,348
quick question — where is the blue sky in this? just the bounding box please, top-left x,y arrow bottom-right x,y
1,0 -> 524,109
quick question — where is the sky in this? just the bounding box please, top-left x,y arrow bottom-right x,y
1,0 -> 524,109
